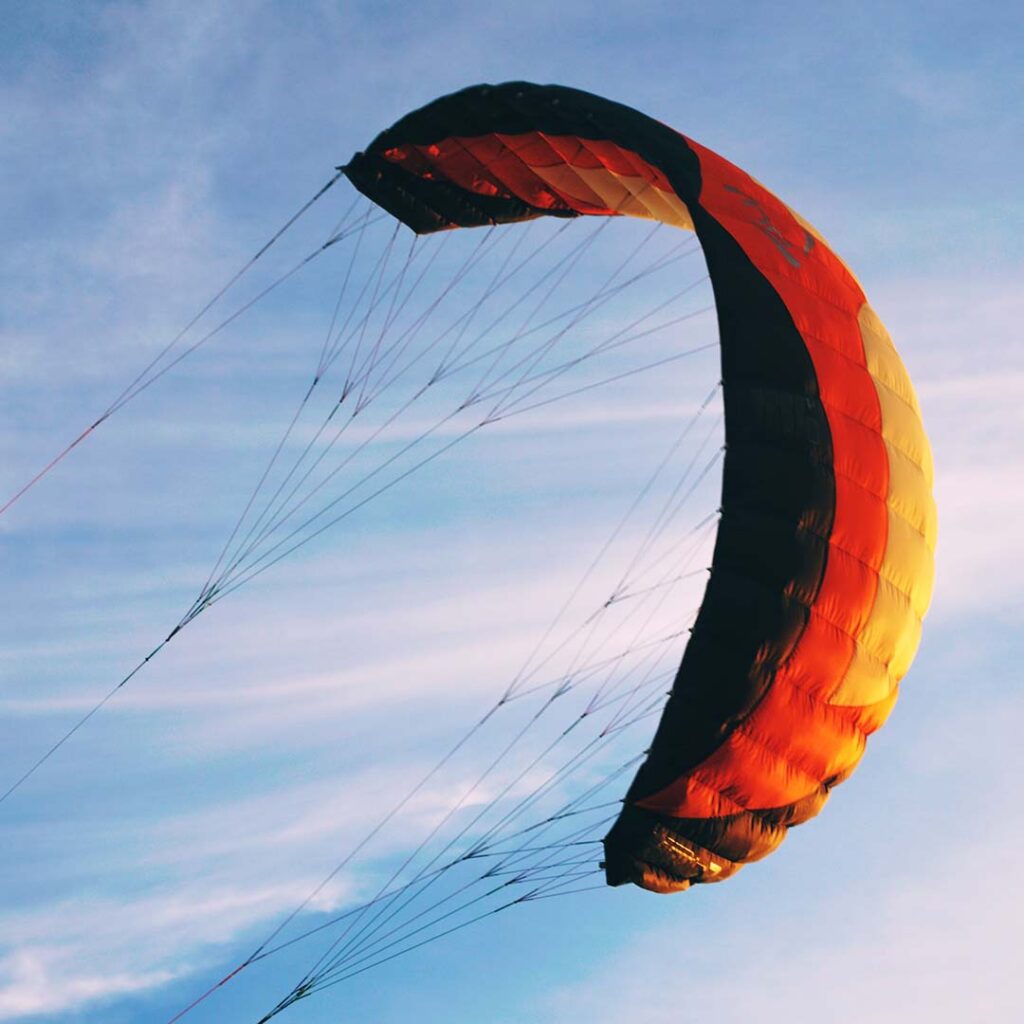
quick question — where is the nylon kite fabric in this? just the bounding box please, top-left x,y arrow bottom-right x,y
345,82 -> 936,894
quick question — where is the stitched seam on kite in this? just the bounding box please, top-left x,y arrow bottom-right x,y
739,713 -> 865,787
671,734 -> 827,816
519,132 -> 626,212
565,135 -> 677,219
445,135 -> 574,210
720,475 -> 926,600
821,401 -> 929,494
711,210 -> 865,319
828,452 -> 932,549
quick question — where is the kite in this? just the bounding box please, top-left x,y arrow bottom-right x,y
345,81 -> 936,893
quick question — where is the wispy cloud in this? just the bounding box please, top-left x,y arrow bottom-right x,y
540,685 -> 1024,1024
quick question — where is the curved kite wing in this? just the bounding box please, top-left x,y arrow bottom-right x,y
345,82 -> 936,893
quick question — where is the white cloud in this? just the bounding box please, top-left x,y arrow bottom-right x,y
850,270 -> 1023,619
0,697 -> 625,1021
540,691 -> 1024,1024
543,846 -> 1023,1023
0,950 -> 175,1022
0,490 -> 706,1021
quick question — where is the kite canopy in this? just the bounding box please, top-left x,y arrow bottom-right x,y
345,82 -> 936,894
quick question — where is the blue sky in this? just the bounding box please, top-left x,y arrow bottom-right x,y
2,2 -> 1022,1022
